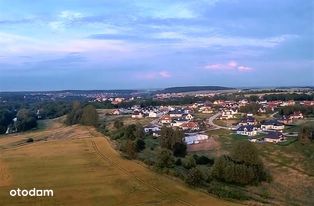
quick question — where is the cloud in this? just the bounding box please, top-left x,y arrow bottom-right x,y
204,61 -> 254,72
49,10 -> 85,31
136,71 -> 172,80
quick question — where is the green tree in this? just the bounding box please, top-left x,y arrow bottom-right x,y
160,127 -> 184,150
80,105 -> 99,126
16,109 -> 37,132
211,155 -> 229,180
231,141 -> 261,165
121,140 -> 137,159
156,149 -> 175,168
173,142 -> 187,157
298,123 -> 314,144
0,109 -> 14,134
134,124 -> 144,139
124,124 -> 136,140
65,101 -> 83,125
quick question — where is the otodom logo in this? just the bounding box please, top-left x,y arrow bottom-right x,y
9,188 -> 54,197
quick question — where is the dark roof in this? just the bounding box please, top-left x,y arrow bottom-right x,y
240,116 -> 256,123
237,125 -> 255,132
265,131 -> 283,139
261,119 -> 283,126
169,109 -> 184,115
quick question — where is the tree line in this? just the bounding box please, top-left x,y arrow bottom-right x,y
65,101 -> 99,127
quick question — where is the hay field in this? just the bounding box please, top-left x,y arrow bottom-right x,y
0,122 -> 238,206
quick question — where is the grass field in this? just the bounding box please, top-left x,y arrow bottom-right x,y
0,120 -> 238,206
206,128 -> 314,205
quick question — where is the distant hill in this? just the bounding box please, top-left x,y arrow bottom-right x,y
160,86 -> 235,93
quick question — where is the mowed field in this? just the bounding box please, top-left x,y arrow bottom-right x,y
0,121 -> 238,206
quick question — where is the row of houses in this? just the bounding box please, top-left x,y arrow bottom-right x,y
235,111 -> 304,143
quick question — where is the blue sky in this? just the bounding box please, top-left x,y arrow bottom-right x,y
0,0 -> 313,91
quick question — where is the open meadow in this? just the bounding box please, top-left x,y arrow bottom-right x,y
205,128 -> 314,206
0,120 -> 238,206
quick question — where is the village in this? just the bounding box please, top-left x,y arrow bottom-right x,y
106,98 -> 313,151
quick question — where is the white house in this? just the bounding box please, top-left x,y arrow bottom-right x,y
236,125 -> 258,136
169,109 -> 184,118
171,118 -> 188,127
183,113 -> 194,120
220,110 -> 234,119
131,111 -> 144,118
261,120 -> 284,131
148,111 -> 163,118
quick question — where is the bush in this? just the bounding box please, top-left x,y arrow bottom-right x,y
211,144 -> 269,185
113,120 -> 124,129
175,158 -> 182,166
185,168 -> 203,186
182,155 -> 196,169
120,140 -> 137,159
193,154 -> 214,165
208,182 -> 249,200
135,139 -> 145,152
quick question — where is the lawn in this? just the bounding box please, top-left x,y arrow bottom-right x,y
0,122 -> 237,206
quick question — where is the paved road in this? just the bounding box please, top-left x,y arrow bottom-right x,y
271,111 -> 279,118
207,112 -> 230,130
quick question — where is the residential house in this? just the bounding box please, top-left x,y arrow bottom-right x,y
236,125 -> 258,136
289,111 -> 303,120
169,109 -> 184,118
264,131 -> 285,143
238,116 -> 257,126
261,120 -> 284,131
111,109 -> 121,115
220,110 -> 234,119
148,111 -> 163,118
180,122 -> 199,131
171,118 -> 189,127
131,111 -> 144,118
239,99 -> 249,106
278,115 -> 292,124
160,115 -> 172,124
183,113 -> 194,120
258,107 -> 266,113
301,101 -> 314,106
280,100 -> 295,107
201,107 -> 214,114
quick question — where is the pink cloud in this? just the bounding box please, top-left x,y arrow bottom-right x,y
204,60 -> 254,72
136,71 -> 172,80
238,66 -> 253,72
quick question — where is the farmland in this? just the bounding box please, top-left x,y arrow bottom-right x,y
0,120 -> 237,206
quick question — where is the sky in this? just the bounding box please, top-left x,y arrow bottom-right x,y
0,0 -> 313,91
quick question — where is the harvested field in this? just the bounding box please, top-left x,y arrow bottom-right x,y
0,121 -> 238,206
